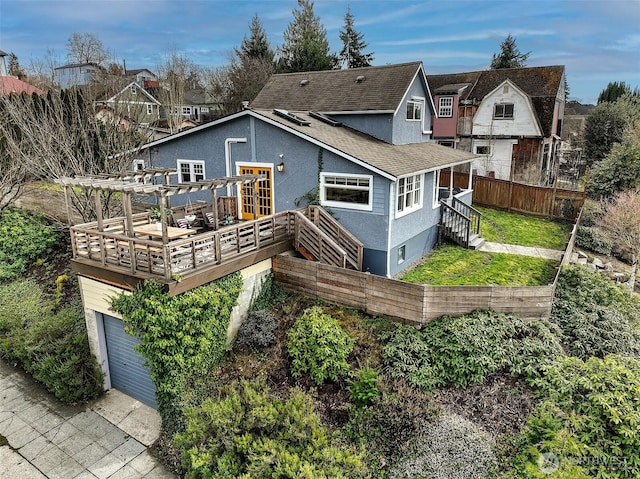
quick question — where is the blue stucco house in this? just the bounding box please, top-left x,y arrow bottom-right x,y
135,62 -> 477,276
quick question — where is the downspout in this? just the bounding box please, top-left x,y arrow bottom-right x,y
225,138 -> 247,195
387,182 -> 394,277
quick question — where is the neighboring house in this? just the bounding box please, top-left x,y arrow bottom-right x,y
137,62 -> 477,277
0,50 -> 44,95
0,50 -> 7,76
427,66 -> 565,186
0,75 -> 44,95
54,62 -> 103,88
124,68 -> 158,87
99,80 -> 162,125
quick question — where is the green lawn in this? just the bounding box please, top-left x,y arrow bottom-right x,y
400,245 -> 559,286
477,206 -> 571,250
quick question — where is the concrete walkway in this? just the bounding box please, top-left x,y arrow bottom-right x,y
478,241 -> 564,261
0,359 -> 176,479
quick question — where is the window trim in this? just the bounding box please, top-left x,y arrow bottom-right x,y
146,104 -> 153,115
475,145 -> 491,155
395,173 -> 423,218
177,159 -> 205,183
320,172 -> 373,211
438,96 -> 453,117
406,100 -> 423,121
432,170 -> 442,209
494,103 -> 514,119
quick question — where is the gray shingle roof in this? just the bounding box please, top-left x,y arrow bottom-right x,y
253,109 -> 476,178
251,62 -> 424,113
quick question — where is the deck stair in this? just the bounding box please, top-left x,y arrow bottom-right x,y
440,197 -> 485,249
292,206 -> 364,270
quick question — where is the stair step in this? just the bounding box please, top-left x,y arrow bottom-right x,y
468,235 -> 485,250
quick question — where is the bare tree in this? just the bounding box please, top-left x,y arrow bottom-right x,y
66,32 -> 109,64
597,188 -> 640,293
0,101 -> 29,216
0,90 -> 148,222
25,48 -> 60,91
156,51 -> 197,133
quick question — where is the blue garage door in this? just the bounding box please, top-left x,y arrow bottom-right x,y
103,314 -> 157,409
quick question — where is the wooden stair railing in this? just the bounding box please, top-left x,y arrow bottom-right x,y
440,198 -> 483,249
291,211 -> 354,269
305,206 -> 363,270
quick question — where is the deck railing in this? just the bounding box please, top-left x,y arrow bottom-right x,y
70,205 -> 365,282
71,211 -> 294,281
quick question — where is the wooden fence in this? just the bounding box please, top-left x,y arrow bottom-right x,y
440,171 -> 585,220
273,216 -> 582,325
273,255 -> 556,325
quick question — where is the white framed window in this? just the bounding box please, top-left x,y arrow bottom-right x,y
132,159 -> 145,172
182,106 -> 192,116
494,103 -> 514,119
146,104 -> 153,115
177,159 -> 205,183
396,173 -> 423,217
432,170 -> 442,208
475,145 -> 491,155
438,97 -> 453,117
406,101 -> 422,121
320,173 -> 373,211
131,85 -> 137,95
132,159 -> 149,184
398,245 -> 406,264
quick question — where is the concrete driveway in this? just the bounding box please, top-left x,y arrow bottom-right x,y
0,359 -> 176,479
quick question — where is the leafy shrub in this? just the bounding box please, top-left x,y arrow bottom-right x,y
0,280 -> 102,403
348,367 -> 380,408
381,310 -> 564,392
248,273 -> 287,312
345,379 -> 436,463
287,306 -> 354,385
389,413 -> 497,479
576,225 -> 613,255
234,309 -> 277,350
551,265 -> 640,358
111,274 -> 243,434
174,379 -> 366,478
0,208 -> 60,282
512,355 -> 640,479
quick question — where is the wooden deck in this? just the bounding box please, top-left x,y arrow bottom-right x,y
70,206 -> 363,295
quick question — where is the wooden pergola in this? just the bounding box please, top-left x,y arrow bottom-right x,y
56,169 -> 267,242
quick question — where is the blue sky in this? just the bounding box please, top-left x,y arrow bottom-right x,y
1,0 -> 639,104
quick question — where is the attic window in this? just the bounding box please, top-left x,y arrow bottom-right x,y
494,103 -> 514,119
355,75 -> 365,83
131,85 -> 137,95
300,79 -> 309,86
273,109 -> 310,126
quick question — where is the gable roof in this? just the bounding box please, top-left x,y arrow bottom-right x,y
106,81 -> 161,104
251,62 -> 426,113
141,108 -> 476,180
427,66 -> 565,137
0,76 -> 44,95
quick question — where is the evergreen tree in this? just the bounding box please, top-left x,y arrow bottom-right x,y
338,8 -> 373,69
490,34 -> 530,69
8,53 -> 25,79
277,0 -> 336,73
597,81 -> 639,104
236,14 -> 274,63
